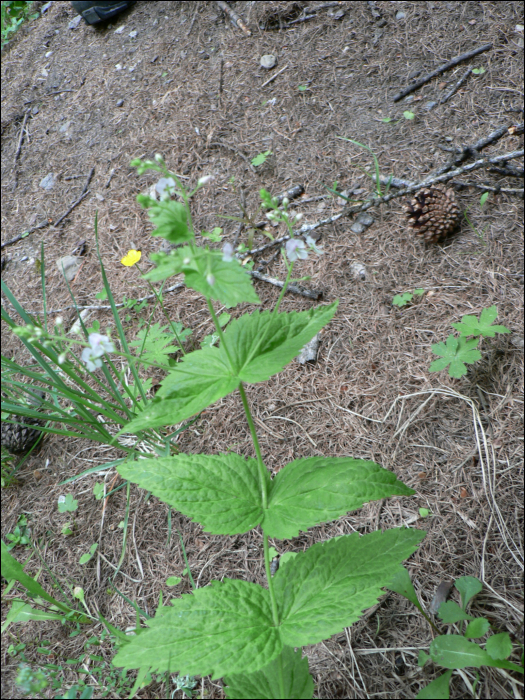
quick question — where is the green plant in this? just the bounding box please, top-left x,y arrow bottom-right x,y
76,155 -> 430,697
251,150 -> 272,167
430,306 -> 510,378
463,191 -> 490,245
1,234 -> 195,463
1,0 -> 38,49
387,571 -> 523,698
381,110 -> 415,124
336,137 -> 393,197
5,514 -> 31,550
393,288 -> 425,307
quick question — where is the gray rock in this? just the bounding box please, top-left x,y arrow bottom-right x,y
39,173 -> 56,190
350,262 -> 367,280
260,54 -> 277,69
350,221 -> 366,234
424,101 -> 437,111
56,255 -> 81,281
297,334 -> 320,364
356,212 -> 374,227
396,11 -> 406,20
68,15 -> 82,29
116,99 -> 124,107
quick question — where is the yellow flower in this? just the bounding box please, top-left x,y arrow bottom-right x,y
121,250 -> 141,267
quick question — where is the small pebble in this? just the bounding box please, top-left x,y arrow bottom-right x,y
260,54 -> 277,69
116,99 -> 124,107
396,11 -> 406,20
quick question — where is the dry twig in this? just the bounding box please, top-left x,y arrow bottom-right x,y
440,67 -> 472,104
215,1 -> 251,36
393,43 -> 493,102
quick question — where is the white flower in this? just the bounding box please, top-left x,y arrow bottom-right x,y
281,197 -> 289,207
55,316 -> 64,326
222,243 -> 234,262
183,257 -> 191,265
58,353 -> 67,365
82,333 -> 115,372
294,212 -> 303,223
154,153 -> 164,163
155,177 -> 176,199
197,175 -> 213,186
206,274 -> 215,286
306,235 -> 324,255
285,238 -> 308,262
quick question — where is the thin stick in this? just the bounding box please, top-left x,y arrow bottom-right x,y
440,67 -> 472,104
2,169 -> 94,248
13,110 -> 30,168
52,190 -> 90,228
250,270 -> 321,300
187,2 -> 199,36
35,283 -> 186,315
392,43 -> 492,102
261,64 -> 288,88
53,167 -> 94,228
215,0 -> 251,36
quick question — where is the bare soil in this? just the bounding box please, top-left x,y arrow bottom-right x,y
1,2 -> 523,698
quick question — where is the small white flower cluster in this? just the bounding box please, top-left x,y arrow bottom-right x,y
155,177 -> 176,200
285,235 -> 323,262
81,333 -> 115,372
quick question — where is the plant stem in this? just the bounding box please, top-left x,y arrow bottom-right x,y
135,266 -> 187,355
206,299 -> 236,369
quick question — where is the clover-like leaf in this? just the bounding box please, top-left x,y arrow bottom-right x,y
451,306 -> 510,338
429,335 -> 481,377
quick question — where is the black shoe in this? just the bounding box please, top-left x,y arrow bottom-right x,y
71,1 -> 137,25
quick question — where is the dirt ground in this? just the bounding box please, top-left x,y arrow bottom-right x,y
1,1 -> 524,698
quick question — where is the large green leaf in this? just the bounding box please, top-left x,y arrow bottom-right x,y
224,646 -> 313,699
264,457 -> 414,539
145,247 -> 260,308
117,453 -> 268,535
113,579 -> 279,679
429,635 -> 523,672
122,346 -> 239,432
225,303 -> 338,382
123,304 -> 337,433
274,528 -> 425,647
113,529 -> 424,680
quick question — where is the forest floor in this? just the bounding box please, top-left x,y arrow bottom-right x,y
1,1 -> 523,698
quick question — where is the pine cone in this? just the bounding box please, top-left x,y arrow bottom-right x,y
405,184 -> 461,243
1,390 -> 45,454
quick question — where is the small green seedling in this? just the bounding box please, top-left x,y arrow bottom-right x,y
381,111 -> 415,123
79,543 -> 98,565
58,493 -> 78,513
393,289 -> 425,307
418,507 -> 430,518
336,137 -> 393,197
6,514 -> 31,550
202,227 -> 223,243
251,150 -> 272,167
430,306 -> 510,378
472,67 -> 486,75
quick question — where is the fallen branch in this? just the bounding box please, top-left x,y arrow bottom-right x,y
2,168 -> 95,249
37,283 -> 186,315
429,123 -> 523,179
250,270 -> 321,300
215,1 -> 251,36
393,43 -> 492,102
440,67 -> 472,104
